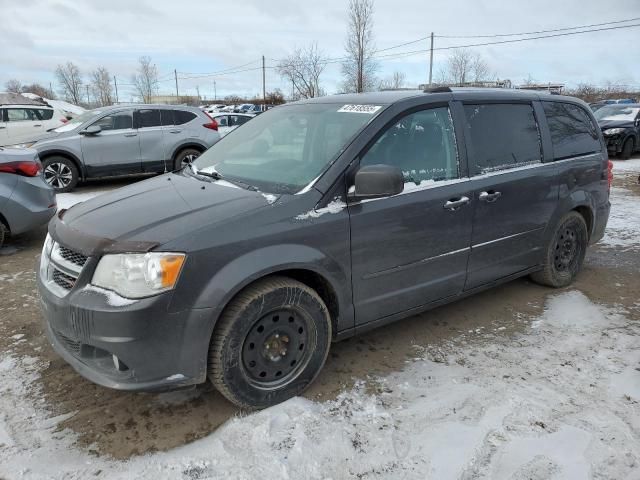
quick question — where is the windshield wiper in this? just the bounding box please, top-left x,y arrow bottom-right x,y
188,163 -> 222,180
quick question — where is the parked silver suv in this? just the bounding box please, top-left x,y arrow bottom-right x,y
21,105 -> 220,192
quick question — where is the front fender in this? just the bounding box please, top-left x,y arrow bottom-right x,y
191,243 -> 353,334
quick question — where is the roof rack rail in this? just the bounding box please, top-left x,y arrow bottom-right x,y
423,86 -> 452,93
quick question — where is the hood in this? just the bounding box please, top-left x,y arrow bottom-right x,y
26,130 -> 67,145
598,119 -> 634,130
53,172 -> 276,253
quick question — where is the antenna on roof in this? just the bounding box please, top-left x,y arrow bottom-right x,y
423,86 -> 452,94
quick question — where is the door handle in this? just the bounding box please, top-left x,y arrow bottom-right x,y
33,124 -> 42,127
124,133 -> 138,137
479,191 -> 502,203
169,129 -> 181,134
443,196 -> 470,210
0,126 -> 5,129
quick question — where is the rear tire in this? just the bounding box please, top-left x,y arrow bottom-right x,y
0,222 -> 8,249
620,137 -> 634,160
173,148 -> 201,170
530,211 -> 588,288
42,156 -> 79,193
208,276 -> 332,409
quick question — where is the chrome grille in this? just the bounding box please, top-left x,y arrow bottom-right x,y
52,269 -> 76,290
58,246 -> 88,268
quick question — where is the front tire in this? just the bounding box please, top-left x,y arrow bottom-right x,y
208,276 -> 332,409
42,156 -> 79,193
620,137 -> 634,160
530,211 -> 588,288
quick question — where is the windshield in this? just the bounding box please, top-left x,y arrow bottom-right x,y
594,105 -> 640,122
53,109 -> 104,132
194,103 -> 383,193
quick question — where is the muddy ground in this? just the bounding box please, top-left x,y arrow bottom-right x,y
0,159 -> 638,460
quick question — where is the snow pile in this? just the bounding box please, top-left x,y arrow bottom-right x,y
21,93 -> 85,116
1,290 -> 639,479
80,285 -> 137,307
602,159 -> 640,250
296,199 -> 347,220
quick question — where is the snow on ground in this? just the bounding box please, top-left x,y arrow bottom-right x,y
602,159 -> 640,250
1,290 -> 639,479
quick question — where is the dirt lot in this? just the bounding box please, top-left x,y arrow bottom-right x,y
1,159 -> 639,462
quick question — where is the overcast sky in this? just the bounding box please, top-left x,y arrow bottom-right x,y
1,0 -> 639,102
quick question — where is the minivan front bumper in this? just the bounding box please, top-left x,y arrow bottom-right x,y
37,249 -> 214,392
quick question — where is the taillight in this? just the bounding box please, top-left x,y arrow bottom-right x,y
0,160 -> 42,177
607,159 -> 613,190
203,119 -> 218,131
202,111 -> 218,131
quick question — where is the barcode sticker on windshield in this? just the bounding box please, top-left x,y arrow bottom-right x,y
337,104 -> 382,114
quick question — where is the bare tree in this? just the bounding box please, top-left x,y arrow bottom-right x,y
4,79 -> 23,93
378,71 -> 406,90
342,0 -> 377,93
132,56 -> 158,103
277,42 -> 327,99
440,49 -> 491,85
55,62 -> 83,104
90,67 -> 113,106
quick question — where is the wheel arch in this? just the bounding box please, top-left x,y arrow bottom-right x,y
39,150 -> 85,180
549,190 -> 597,243
191,245 -> 353,340
170,142 -> 208,163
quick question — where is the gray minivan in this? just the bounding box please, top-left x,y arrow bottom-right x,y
37,88 -> 611,408
23,105 -> 220,192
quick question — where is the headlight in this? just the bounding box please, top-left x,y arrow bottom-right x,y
603,128 -> 625,136
39,234 -> 54,278
6,142 -> 36,149
91,252 -> 186,299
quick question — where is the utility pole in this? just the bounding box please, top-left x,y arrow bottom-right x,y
113,76 -> 119,104
428,32 -> 434,87
262,55 -> 266,111
174,69 -> 179,102
196,85 -> 200,102
49,82 -> 53,98
86,85 -> 90,106
213,80 -> 217,101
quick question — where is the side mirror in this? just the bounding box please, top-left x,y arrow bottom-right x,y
349,164 -> 404,200
81,125 -> 102,135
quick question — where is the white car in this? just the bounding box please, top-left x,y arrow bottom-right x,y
204,104 -> 226,114
211,113 -> 254,137
0,104 -> 68,146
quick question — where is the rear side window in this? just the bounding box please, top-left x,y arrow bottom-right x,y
30,109 -> 54,120
464,103 -> 541,175
137,109 -> 161,128
160,109 -> 175,126
174,110 -> 196,125
543,102 -> 601,160
230,115 -> 250,127
215,115 -> 228,127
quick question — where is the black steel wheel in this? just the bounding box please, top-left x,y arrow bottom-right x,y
208,276 -> 332,409
531,211 -> 588,288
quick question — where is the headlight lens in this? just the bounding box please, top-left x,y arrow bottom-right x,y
603,128 -> 625,136
91,252 -> 186,299
6,142 -> 36,149
39,234 -> 54,278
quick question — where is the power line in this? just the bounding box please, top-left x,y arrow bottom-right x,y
436,16 -> 640,38
368,22 -> 640,61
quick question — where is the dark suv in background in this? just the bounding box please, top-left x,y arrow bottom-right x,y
594,103 -> 640,159
20,105 -> 220,192
38,88 -> 610,409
